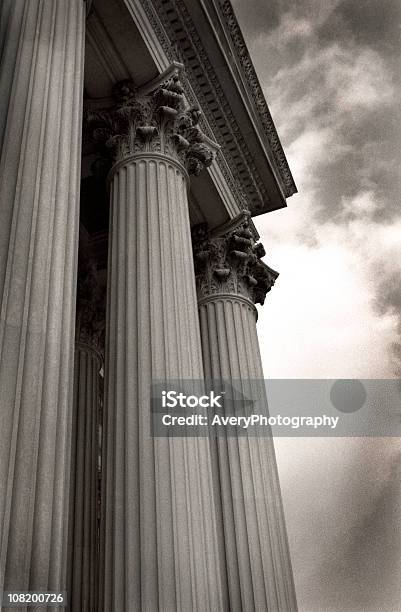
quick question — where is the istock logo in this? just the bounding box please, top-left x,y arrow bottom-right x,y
161,390 -> 224,408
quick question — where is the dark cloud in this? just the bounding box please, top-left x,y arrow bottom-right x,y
233,0 -> 401,62
310,444 -> 401,611
375,270 -> 401,374
233,0 -> 401,373
230,0 -> 282,36
317,0 -> 401,59
233,2 -> 401,611
276,439 -> 401,612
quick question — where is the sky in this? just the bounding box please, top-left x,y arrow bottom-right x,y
231,1 -> 401,610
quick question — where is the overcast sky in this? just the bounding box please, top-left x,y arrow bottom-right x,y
231,1 -> 401,610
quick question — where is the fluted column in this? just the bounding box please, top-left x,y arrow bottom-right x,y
193,213 -> 298,612
0,0 -> 86,597
87,67 -> 224,611
68,263 -> 105,612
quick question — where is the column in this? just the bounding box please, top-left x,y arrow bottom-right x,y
0,0 -> 86,596
67,262 -> 104,612
87,67 -> 224,611
193,213 -> 298,612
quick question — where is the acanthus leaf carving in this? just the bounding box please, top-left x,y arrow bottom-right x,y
192,212 -> 278,305
85,68 -> 217,176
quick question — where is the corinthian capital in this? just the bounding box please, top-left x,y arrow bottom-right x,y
192,211 -> 278,305
85,65 -> 218,175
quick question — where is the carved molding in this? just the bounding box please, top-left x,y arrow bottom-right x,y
216,0 -> 296,197
192,211 -> 278,305
138,0 -> 265,212
139,0 -> 296,214
85,65 -> 218,176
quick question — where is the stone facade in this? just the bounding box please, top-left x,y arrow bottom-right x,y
0,1 -> 297,610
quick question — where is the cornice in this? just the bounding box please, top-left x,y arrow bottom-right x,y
138,0 -> 265,213
215,0 -> 297,198
138,0 -> 296,215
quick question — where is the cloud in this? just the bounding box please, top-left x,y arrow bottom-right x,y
256,236 -> 399,379
266,43 -> 395,142
247,4 -> 401,379
256,194 -> 401,379
274,437 -> 401,612
231,2 -> 401,610
317,0 -> 401,61
231,0 -> 343,47
325,47 -> 394,111
308,440 -> 401,611
341,190 -> 381,217
284,126 -> 353,191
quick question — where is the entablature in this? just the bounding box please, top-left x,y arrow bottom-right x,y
134,0 -> 297,214
83,0 -> 296,235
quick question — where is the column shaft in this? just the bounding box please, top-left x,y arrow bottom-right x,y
0,0 -> 22,153
0,0 -> 85,594
199,296 -> 297,611
102,156 -> 223,611
193,214 -> 298,611
68,343 -> 102,612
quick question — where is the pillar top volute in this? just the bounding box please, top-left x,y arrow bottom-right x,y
85,63 -> 219,176
192,211 -> 278,306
